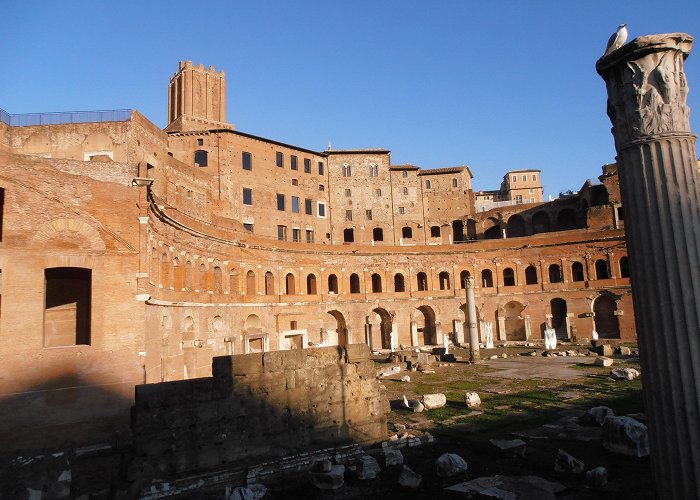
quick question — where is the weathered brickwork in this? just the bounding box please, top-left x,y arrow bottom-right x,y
0,60 -> 636,452
130,345 -> 386,476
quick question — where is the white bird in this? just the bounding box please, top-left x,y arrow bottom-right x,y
604,24 -> 628,55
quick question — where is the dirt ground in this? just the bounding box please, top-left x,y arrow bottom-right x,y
272,343 -> 651,499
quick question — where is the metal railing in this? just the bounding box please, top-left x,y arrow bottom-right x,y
0,108 -> 132,127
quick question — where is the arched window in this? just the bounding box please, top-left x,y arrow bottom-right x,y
285,273 -> 296,294
439,271 -> 450,290
503,267 -> 516,286
328,274 -> 339,294
425,179 -> 432,189
213,266 -> 223,293
371,273 -> 382,293
460,270 -> 471,288
430,226 -> 440,238
532,211 -> 551,233
452,178 -> 458,188
525,265 -> 538,285
619,256 -> 630,278
369,163 -> 378,176
229,269 -> 239,295
595,259 -> 609,280
194,149 -> 208,167
264,271 -> 275,295
481,269 -> 494,288
246,270 -> 256,295
306,274 -> 317,294
342,163 -> 351,177
199,264 -> 207,291
548,264 -> 562,283
402,226 -> 413,239
394,273 -> 405,292
350,273 -> 361,294
343,228 -> 354,243
373,227 -> 384,241
417,272 -> 428,291
571,262 -> 585,282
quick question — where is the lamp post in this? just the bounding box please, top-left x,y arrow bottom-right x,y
465,275 -> 481,363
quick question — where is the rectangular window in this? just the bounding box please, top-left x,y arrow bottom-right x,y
318,202 -> 326,218
319,184 -> 325,191
366,209 -> 372,220
522,175 -> 526,181
345,189 -> 351,197
242,151 -> 252,170
243,223 -> 253,232
399,206 -> 405,215
243,187 -> 253,205
532,174 -> 537,181
342,165 -> 351,177
306,229 -> 314,243
318,162 -> 324,175
512,175 -> 517,182
529,188 -> 534,194
292,196 -> 300,213
515,195 -> 523,203
403,187 -> 408,195
375,188 -> 382,197
277,194 -> 285,211
291,155 -> 298,170
292,178 -> 298,186
197,138 -> 204,146
346,210 -> 352,221
402,170 -> 408,178
277,225 -> 287,241
304,158 -> 311,173
305,198 -> 313,215
44,267 -> 92,347
276,151 -> 284,167
292,228 -> 301,242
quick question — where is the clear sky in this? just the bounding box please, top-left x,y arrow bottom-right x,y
2,1 -> 698,197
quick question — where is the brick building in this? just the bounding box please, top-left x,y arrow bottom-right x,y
0,61 -> 634,451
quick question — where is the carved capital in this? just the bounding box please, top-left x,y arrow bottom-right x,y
597,33 -> 694,150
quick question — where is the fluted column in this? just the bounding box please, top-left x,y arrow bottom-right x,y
466,276 -> 481,362
597,32 -> 700,498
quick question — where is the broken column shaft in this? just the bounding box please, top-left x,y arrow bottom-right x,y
597,33 -> 700,498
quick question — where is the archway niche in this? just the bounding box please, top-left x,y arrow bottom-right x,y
373,307 -> 393,350
593,295 -> 620,338
503,301 -> 526,341
416,305 -> 437,345
550,298 -> 568,339
328,310 -> 348,346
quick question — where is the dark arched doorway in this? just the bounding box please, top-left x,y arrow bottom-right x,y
452,220 -> 464,242
328,310 -> 348,346
550,298 -> 568,339
594,295 -> 620,338
373,308 -> 393,349
417,305 -> 437,345
503,301 -> 526,341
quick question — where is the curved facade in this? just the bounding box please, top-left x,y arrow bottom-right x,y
0,61 -> 634,450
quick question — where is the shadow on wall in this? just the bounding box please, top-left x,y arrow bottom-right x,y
0,371 -> 135,453
128,344 -> 388,481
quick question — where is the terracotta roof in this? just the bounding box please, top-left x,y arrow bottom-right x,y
390,164 -> 420,171
418,166 -> 472,177
325,149 -> 390,154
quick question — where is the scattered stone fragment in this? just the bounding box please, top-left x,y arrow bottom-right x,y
464,391 -> 481,408
308,461 -> 345,490
554,449 -> 585,474
594,344 -> 614,357
435,453 -> 468,477
377,365 -> 402,378
398,465 -> 422,488
594,356 -> 614,367
585,467 -> 608,487
566,350 -> 578,356
408,437 -> 422,447
403,394 -> 424,412
542,350 -> 554,357
602,416 -> 650,457
247,484 -> 267,499
446,475 -> 566,499
610,367 -> 640,380
578,348 -> 592,356
393,423 -> 406,432
501,353 -> 507,358
400,375 -> 411,382
384,448 -> 404,467
228,486 -> 255,500
616,346 -> 632,356
580,406 -> 615,426
355,455 -> 381,480
422,393 -> 447,410
490,438 -> 526,458
489,354 -> 499,360
527,351 -> 538,356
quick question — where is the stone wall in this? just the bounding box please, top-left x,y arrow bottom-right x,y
130,344 -> 387,477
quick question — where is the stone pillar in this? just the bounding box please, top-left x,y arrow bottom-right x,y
435,322 -> 443,346
410,321 -> 418,347
466,277 -> 481,362
497,313 -> 506,342
453,319 -> 465,345
390,323 -> 398,352
523,315 -> 531,340
597,32 -> 700,499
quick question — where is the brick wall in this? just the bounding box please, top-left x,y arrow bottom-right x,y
129,344 -> 387,477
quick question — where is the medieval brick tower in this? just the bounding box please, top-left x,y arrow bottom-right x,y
165,60 -> 232,132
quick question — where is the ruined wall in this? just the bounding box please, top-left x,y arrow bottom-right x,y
130,344 -> 387,477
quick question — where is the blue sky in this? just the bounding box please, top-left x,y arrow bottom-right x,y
2,1 -> 698,196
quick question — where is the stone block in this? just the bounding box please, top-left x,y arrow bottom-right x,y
595,356 -> 614,367
436,453 -> 468,477
231,352 -> 264,376
490,438 -> 526,458
398,465 -> 422,488
554,449 -> 585,474
306,346 -> 343,368
355,455 -> 381,480
610,367 -> 640,380
464,391 -> 481,407
585,467 -> 608,487
602,416 -> 649,457
212,355 -> 234,380
422,393 -> 447,410
345,343 -> 371,363
580,406 -> 614,426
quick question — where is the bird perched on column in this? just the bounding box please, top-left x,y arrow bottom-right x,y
604,24 -> 628,56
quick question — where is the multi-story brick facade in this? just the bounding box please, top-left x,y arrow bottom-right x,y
0,61 -> 634,451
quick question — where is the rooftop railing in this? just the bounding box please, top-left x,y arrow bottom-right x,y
0,108 -> 132,127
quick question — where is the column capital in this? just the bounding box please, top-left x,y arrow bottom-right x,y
597,33 -> 694,151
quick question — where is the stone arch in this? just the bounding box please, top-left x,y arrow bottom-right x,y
466,219 -> 477,240
328,310 -> 348,346
229,268 -> 240,295
246,270 -> 256,295
438,271 -> 450,290
183,315 -> 195,332
532,211 -> 551,233
481,269 -> 494,288
571,262 -> 585,282
373,307 -> 393,349
306,273 -> 318,294
213,266 -> 223,293
264,271 -> 275,295
548,264 -> 563,283
595,259 -> 610,280
32,218 -> 106,251
394,273 -> 406,292
525,265 -> 538,285
507,214 -> 526,237
416,272 -> 428,291
245,314 -> 261,331
503,301 -> 526,341
550,298 -> 568,339
371,273 -> 382,293
593,294 -> 620,338
459,270 -> 471,289
328,273 -> 339,294
503,267 -> 516,286
619,256 -> 630,278
285,273 -> 296,295
416,305 -> 437,345
557,208 -> 578,230
350,273 -> 361,294
483,217 -> 501,239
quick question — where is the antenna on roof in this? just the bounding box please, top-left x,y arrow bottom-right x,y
327,141 -> 332,151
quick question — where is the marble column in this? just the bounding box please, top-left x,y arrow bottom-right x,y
466,277 -> 481,362
597,32 -> 700,499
